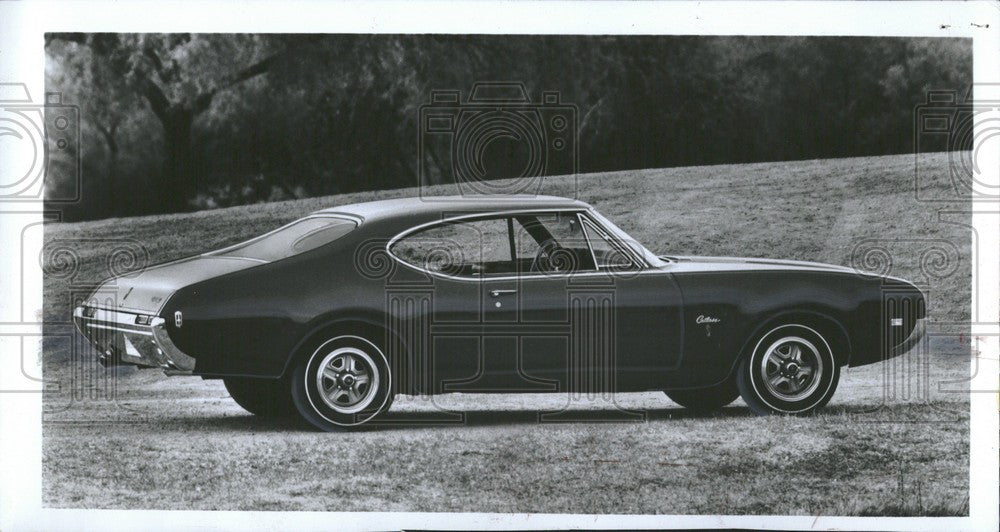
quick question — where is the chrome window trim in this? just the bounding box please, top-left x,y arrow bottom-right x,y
586,208 -> 665,267
578,213 -> 643,271
576,213 -> 601,272
384,208 -> 655,283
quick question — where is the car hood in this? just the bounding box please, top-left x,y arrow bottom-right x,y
90,255 -> 263,314
660,255 -> 859,275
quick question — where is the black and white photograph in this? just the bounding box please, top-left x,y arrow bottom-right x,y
0,1 -> 998,530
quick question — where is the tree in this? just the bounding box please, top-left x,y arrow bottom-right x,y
46,33 -> 287,211
44,34 -> 972,221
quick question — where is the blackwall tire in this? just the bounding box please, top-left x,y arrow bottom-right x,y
223,377 -> 294,418
290,335 -> 392,431
737,324 -> 840,416
664,377 -> 740,412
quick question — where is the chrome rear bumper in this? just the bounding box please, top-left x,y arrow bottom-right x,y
73,305 -> 195,374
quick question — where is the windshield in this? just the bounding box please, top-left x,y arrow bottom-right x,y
587,209 -> 666,267
214,216 -> 357,262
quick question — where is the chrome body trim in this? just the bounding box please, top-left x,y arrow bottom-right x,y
151,317 -> 197,372
83,323 -> 154,336
209,255 -> 269,264
891,317 -> 927,357
489,289 -> 517,297
73,304 -> 196,374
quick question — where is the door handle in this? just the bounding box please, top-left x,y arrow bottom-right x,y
489,289 -> 517,298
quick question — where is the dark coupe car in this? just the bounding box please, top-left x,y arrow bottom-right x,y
75,196 -> 926,430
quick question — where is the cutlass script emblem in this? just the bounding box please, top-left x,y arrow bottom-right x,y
696,315 -> 721,324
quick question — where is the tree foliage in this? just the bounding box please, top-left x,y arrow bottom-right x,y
44,34 -> 971,221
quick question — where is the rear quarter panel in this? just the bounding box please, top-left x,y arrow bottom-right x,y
160,216 -> 410,378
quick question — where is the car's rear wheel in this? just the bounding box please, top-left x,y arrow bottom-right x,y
665,377 -> 739,412
290,334 -> 393,431
737,323 -> 840,415
223,377 -> 293,417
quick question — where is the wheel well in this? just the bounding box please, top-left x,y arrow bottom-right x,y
279,318 -> 412,394
737,311 -> 852,369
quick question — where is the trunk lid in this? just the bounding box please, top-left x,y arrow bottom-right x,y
91,256 -> 263,314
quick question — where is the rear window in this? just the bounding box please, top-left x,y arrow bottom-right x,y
216,216 -> 357,261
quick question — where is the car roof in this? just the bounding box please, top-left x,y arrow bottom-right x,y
314,195 -> 592,222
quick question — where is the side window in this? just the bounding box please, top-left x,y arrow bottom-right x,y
390,217 -> 513,277
581,217 -> 638,271
512,213 -> 597,273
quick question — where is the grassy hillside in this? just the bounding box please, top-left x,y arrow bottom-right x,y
42,152 -> 971,515
44,151 -> 970,325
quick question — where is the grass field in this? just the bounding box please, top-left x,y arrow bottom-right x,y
42,152 -> 972,514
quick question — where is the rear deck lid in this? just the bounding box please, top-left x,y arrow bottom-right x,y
89,256 -> 263,314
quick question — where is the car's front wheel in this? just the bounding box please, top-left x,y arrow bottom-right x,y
736,323 -> 840,415
664,377 -> 739,412
290,334 -> 393,431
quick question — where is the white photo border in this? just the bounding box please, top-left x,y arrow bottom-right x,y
0,1 -> 996,530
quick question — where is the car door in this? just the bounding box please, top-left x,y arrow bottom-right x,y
510,211 -> 684,392
387,210 -> 684,395
387,214 -> 549,393
576,214 -> 685,389
504,211 -> 604,391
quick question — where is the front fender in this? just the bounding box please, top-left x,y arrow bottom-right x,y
668,270 -> 871,387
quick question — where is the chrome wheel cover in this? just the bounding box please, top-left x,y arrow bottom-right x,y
315,347 -> 380,414
759,336 -> 823,401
